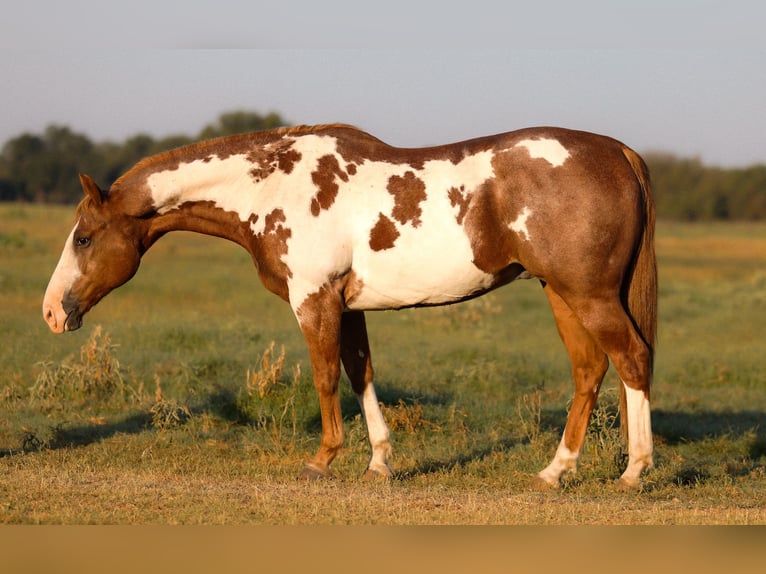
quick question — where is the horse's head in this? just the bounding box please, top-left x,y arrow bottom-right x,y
43,174 -> 145,333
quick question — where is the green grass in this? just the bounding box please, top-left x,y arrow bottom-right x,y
1,204 -> 764,524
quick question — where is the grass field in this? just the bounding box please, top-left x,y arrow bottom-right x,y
1,203 -> 764,524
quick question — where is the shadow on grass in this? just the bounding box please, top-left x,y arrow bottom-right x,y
653,409 -> 766,459
392,408 -> 766,483
54,412 -> 153,448
396,437 -> 523,481
0,412 -> 152,457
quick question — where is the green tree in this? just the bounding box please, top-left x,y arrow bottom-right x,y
197,110 -> 286,139
0,133 -> 46,201
647,152 -> 766,220
0,126 -> 96,203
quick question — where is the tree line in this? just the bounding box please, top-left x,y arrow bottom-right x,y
1,110 -> 764,220
0,111 -> 285,204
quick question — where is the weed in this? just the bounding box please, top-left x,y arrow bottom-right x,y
382,400 -> 435,434
516,389 -> 543,444
580,390 -> 627,480
245,341 -> 286,399
30,325 -> 142,408
234,342 -> 303,453
20,424 -> 65,452
150,376 -> 192,430
0,379 -> 24,406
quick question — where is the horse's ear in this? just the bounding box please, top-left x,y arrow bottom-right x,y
79,174 -> 106,204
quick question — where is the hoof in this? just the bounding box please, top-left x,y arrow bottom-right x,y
362,465 -> 393,481
299,463 -> 330,481
529,475 -> 559,491
614,477 -> 641,492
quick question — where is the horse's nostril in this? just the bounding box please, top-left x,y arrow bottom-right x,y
43,305 -> 59,329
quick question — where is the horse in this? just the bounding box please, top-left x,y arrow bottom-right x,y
43,124 -> 657,489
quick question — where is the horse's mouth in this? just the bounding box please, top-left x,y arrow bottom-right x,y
62,294 -> 84,332
64,310 -> 83,332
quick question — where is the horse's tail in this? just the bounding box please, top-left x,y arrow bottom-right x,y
618,146 -> 658,437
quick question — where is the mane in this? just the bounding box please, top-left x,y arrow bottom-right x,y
112,123 -> 365,191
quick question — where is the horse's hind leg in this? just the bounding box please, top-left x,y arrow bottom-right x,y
534,285 -> 609,488
561,292 -> 654,489
340,311 -> 393,478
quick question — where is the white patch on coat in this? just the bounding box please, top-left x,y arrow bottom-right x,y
147,155 -> 261,217
514,138 -> 570,167
508,206 -> 532,240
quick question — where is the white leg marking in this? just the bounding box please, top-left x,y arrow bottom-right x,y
619,381 -> 654,486
508,206 -> 532,240
514,138 -> 570,167
537,433 -> 579,486
356,382 -> 392,476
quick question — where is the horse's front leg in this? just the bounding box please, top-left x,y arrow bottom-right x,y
294,288 -> 345,480
340,311 -> 393,479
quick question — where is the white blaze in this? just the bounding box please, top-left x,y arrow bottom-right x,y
43,223 -> 82,333
514,138 -> 570,167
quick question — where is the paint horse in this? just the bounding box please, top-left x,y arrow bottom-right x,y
43,124 -> 657,488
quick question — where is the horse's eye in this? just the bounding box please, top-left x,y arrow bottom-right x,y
75,236 -> 91,248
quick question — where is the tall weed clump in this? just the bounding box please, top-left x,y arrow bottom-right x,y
235,341 -> 304,453
150,375 -> 192,430
575,388 -> 628,485
30,325 -> 142,408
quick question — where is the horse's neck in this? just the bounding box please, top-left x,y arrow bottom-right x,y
138,154 -> 260,251
146,153 -> 253,212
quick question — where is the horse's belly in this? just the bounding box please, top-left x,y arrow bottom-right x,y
346,247 -> 496,310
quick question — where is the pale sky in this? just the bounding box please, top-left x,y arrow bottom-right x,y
2,1 -> 764,167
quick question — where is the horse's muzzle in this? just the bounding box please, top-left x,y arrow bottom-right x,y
62,293 -> 83,332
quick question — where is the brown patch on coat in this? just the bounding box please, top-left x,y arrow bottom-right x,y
250,208 -> 292,301
310,154 -> 349,216
368,213 -> 399,251
248,154 -> 276,182
277,147 -> 302,174
457,179 -> 520,275
387,171 -> 427,227
247,138 -> 302,183
448,185 -> 471,225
